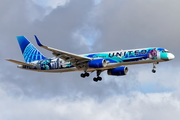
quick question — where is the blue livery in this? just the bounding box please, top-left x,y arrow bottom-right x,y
7,36 -> 175,82
17,36 -> 47,63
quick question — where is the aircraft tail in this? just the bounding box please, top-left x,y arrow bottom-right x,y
16,36 -> 47,63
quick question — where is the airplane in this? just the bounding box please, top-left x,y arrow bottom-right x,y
6,36 -> 175,82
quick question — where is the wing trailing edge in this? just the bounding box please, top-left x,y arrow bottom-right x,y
34,35 -> 91,61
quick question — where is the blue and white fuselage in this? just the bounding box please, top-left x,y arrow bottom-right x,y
7,36 -> 175,82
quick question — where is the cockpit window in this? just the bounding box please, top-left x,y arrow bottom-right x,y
162,51 -> 169,53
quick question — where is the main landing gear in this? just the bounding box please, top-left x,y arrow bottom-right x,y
80,70 -> 103,82
80,66 -> 90,78
80,72 -> 89,78
93,70 -> 102,82
93,77 -> 102,82
152,62 -> 159,73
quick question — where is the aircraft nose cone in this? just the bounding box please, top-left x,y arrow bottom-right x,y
168,53 -> 175,60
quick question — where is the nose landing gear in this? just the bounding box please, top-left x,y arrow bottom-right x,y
152,62 -> 159,73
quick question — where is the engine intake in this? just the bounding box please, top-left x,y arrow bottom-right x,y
107,66 -> 128,76
88,59 -> 107,68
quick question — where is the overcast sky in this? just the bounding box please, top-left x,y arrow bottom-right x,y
0,0 -> 180,120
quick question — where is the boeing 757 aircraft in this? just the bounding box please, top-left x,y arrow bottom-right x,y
6,36 -> 175,82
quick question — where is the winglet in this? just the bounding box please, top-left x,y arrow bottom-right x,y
34,35 -> 43,46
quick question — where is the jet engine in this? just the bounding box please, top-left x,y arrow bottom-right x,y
107,66 -> 128,76
88,59 -> 107,68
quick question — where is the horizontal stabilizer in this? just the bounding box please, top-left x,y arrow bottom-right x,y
6,59 -> 34,67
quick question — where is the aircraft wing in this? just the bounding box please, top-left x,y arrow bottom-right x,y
34,35 -> 92,63
6,59 -> 34,67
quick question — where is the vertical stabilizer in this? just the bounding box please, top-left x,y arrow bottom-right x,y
16,36 -> 47,63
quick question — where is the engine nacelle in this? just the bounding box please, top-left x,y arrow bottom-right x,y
88,59 -> 107,68
107,66 -> 128,76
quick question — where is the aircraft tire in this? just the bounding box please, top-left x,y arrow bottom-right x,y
81,73 -> 85,78
152,69 -> 156,73
97,77 -> 102,81
85,72 -> 90,77
93,77 -> 98,82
